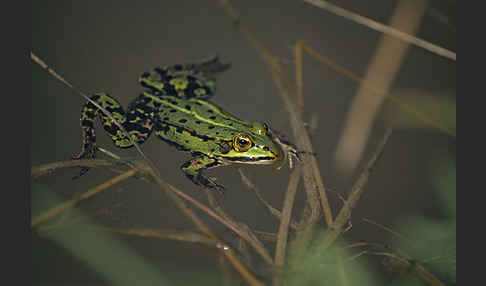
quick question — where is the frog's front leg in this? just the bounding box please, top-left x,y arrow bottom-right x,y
180,155 -> 225,192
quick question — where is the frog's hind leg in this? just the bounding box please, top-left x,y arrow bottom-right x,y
181,55 -> 232,80
139,56 -> 231,100
73,92 -> 155,161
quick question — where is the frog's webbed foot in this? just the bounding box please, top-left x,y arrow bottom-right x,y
267,126 -> 315,169
180,155 -> 225,193
283,145 -> 317,169
193,55 -> 232,78
195,173 -> 226,194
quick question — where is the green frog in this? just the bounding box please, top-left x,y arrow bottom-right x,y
73,56 -> 300,191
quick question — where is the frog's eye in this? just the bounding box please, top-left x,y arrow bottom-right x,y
233,134 -> 253,152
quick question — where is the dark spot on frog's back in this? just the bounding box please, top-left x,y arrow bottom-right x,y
163,83 -> 177,95
154,67 -> 168,78
103,124 -> 118,135
208,126 -> 215,129
81,119 -> 94,128
210,116 -> 216,120
126,112 -> 137,121
207,109 -> 214,113
176,126 -> 184,134
170,109 -> 177,113
86,101 -> 98,109
84,111 -> 96,119
187,75 -> 197,83
155,123 -> 170,134
127,121 -> 151,132
179,119 -> 187,123
185,105 -> 191,110
219,142 -> 231,154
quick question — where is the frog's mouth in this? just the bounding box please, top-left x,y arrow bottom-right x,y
219,155 -> 280,165
217,142 -> 283,165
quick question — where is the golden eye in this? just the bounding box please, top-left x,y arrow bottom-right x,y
233,134 -> 252,152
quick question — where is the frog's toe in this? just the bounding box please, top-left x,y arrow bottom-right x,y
197,174 -> 225,193
196,56 -> 231,76
212,182 -> 226,195
72,143 -> 98,160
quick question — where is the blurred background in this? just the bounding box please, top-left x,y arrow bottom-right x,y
32,0 -> 455,285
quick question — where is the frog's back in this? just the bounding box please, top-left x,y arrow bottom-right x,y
145,92 -> 250,154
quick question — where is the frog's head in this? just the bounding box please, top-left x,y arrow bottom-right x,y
217,122 -> 284,165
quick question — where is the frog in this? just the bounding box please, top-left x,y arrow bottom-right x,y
73,56 -> 300,192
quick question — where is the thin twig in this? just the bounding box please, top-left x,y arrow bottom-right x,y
206,191 -> 274,265
254,230 -> 278,242
95,227 -> 217,246
333,0 -> 428,175
236,238 -> 254,273
378,252 -> 447,286
218,0 -> 333,232
274,166 -> 302,264
299,42 -> 455,138
303,0 -> 456,61
343,241 -> 390,250
314,128 -> 392,252
238,169 -> 298,230
31,159 -> 272,275
333,128 -> 392,228
362,218 -> 406,240
344,241 -> 447,285
273,165 -> 302,286
285,129 -> 391,282
294,42 -> 304,112
31,159 -> 115,179
158,179 -> 264,286
220,252 -> 235,286
31,168 -> 138,228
